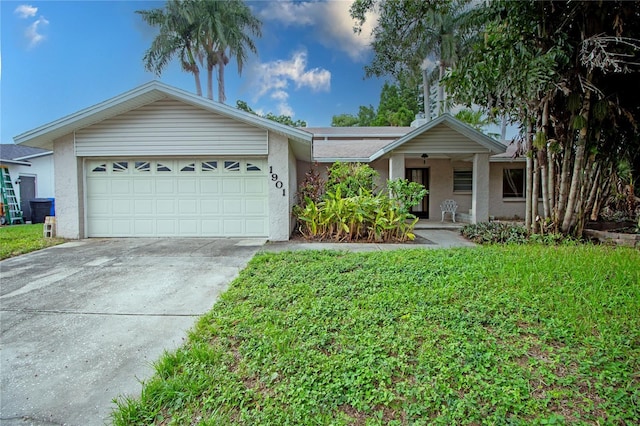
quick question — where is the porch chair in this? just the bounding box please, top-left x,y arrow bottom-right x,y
440,199 -> 458,222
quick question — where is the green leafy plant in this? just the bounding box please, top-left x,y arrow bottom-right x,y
325,162 -> 379,198
296,164 -> 325,208
387,178 -> 428,215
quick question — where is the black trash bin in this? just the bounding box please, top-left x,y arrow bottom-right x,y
30,198 -> 53,224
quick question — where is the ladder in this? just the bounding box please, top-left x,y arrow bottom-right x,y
1,167 -> 25,225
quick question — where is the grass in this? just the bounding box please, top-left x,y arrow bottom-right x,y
0,223 -> 65,260
112,245 -> 640,425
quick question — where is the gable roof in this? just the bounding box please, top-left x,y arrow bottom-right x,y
310,115 -> 508,162
369,114 -> 507,161
14,81 -> 313,159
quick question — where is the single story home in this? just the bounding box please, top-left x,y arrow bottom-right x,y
0,144 -> 54,221
15,81 -> 525,240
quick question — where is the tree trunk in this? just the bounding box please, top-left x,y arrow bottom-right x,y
539,99 -> 550,219
561,87 -> 592,234
217,50 -> 226,104
532,154 -> 540,233
438,62 -> 445,116
557,136 -> 572,222
423,69 -> 431,121
548,149 -> 556,225
525,121 -> 533,231
193,68 -> 202,97
207,64 -> 214,100
585,163 -> 601,222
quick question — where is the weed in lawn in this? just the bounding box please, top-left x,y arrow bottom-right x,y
112,246 -> 640,425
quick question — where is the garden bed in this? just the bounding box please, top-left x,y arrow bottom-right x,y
584,221 -> 639,247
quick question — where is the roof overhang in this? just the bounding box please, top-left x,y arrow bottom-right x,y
0,159 -> 31,166
369,114 -> 507,162
14,81 -> 313,159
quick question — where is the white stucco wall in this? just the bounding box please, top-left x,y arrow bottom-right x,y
7,155 -> 55,203
53,134 -> 84,239
267,132 -> 292,241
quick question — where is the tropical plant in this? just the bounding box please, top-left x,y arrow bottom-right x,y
325,162 -> 379,198
293,163 -> 422,242
387,178 -> 428,215
137,0 -> 203,96
137,0 -> 261,102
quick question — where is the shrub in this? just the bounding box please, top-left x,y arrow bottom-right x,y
325,162 -> 378,197
461,222 -> 528,244
461,222 -> 580,245
387,178 -> 428,215
296,164 -> 324,208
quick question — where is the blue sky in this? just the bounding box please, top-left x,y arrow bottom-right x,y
1,0 -> 386,144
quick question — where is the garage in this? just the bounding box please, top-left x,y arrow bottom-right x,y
14,82 -> 313,241
86,158 -> 268,237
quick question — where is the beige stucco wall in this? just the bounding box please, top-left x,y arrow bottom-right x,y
53,134 -> 84,239
489,161 -> 529,220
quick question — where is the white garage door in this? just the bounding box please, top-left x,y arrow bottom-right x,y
86,159 -> 268,237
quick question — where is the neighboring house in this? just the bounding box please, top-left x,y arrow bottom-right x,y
14,81 -> 526,240
0,144 -> 54,221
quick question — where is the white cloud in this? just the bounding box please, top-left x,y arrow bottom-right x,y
25,17 -> 49,48
259,1 -> 377,62
14,4 -> 38,19
251,50 -> 331,116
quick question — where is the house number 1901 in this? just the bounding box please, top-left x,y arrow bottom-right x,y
269,166 -> 286,197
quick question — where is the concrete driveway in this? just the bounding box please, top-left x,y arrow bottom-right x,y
0,238 -> 264,426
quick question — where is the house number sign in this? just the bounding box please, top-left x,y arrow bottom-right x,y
269,166 -> 286,196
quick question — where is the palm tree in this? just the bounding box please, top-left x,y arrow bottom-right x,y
421,0 -> 476,115
194,0 -> 261,103
138,0 -> 261,103
137,0 -> 203,96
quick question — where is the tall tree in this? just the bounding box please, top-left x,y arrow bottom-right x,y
351,0 -> 477,114
236,100 -> 307,127
138,0 -> 261,102
353,0 -> 640,236
138,0 -> 203,96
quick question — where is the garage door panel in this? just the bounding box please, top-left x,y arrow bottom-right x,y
245,219 -> 267,235
133,199 -> 153,214
113,200 -> 133,214
156,179 -> 175,194
200,180 -> 219,194
244,178 -> 266,194
222,219 -> 243,235
156,200 -> 176,214
112,220 -> 132,235
178,220 -> 198,235
87,159 -> 268,237
222,179 -> 242,193
178,179 -> 197,194
222,199 -> 242,215
178,199 -> 198,214
134,220 -> 154,236
133,179 -> 153,194
87,179 -> 109,194
245,199 -> 267,215
201,219 -> 221,234
201,199 -> 220,214
111,180 -> 131,194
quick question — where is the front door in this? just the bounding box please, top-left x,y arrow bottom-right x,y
406,168 -> 430,218
19,175 -> 36,221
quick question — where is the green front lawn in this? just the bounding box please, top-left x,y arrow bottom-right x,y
112,245 -> 640,425
0,223 -> 65,260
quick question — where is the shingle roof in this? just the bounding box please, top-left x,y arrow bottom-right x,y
313,139 -> 396,161
0,144 -> 51,161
